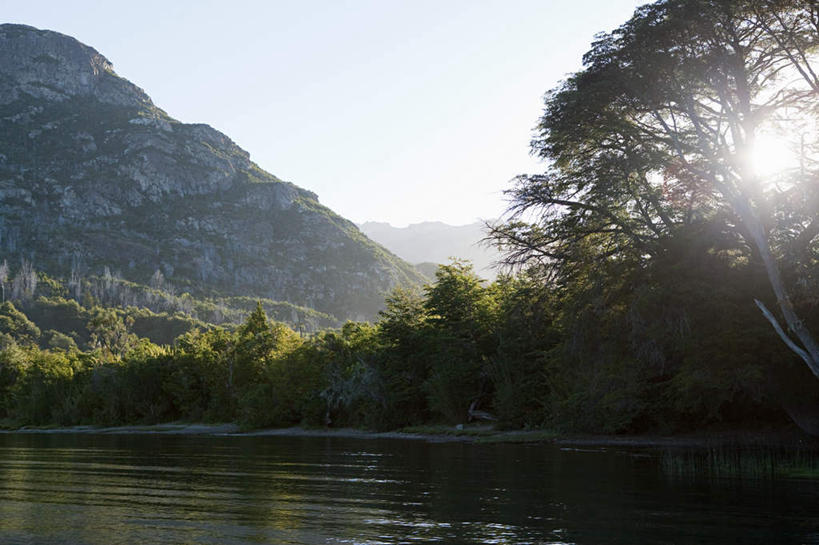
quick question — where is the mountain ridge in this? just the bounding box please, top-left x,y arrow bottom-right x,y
0,23 -> 423,321
358,220 -> 501,280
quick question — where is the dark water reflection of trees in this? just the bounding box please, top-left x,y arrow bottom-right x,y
0,434 -> 818,544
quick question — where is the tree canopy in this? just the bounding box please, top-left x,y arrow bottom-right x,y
491,0 -> 819,376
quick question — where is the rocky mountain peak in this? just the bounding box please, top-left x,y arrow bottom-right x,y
0,23 -> 152,107
0,24 -> 422,321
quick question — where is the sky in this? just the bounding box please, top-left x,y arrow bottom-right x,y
2,0 -> 646,226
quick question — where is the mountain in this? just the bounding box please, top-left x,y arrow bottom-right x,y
0,24 -> 423,321
358,221 -> 502,280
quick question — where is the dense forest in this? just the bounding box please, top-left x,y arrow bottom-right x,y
1,0 -> 818,434
0,255 -> 812,434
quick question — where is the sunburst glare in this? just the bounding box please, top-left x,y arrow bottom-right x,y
750,132 -> 800,179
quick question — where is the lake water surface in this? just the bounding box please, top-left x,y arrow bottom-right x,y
0,433 -> 817,544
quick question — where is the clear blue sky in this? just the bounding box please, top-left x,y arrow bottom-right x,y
3,0 -> 645,226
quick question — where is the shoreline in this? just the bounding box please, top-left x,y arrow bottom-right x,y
2,423 -> 817,448
1,423 -> 498,443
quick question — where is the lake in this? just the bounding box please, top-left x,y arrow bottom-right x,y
0,433 -> 817,544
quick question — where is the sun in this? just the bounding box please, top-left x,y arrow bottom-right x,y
750,132 -> 800,179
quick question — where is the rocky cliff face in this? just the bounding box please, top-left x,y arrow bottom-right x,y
0,24 -> 422,320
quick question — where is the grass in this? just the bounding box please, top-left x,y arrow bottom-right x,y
660,446 -> 819,480
782,467 -> 819,478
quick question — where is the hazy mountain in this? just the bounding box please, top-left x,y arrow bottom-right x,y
0,24 -> 423,321
358,221 -> 501,280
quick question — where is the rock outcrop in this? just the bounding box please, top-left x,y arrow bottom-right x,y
0,24 -> 422,320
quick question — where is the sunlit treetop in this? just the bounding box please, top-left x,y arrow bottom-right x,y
492,0 -> 819,376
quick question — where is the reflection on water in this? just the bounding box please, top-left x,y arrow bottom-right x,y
0,433 -> 817,544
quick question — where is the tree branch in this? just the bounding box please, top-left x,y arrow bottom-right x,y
755,298 -> 814,373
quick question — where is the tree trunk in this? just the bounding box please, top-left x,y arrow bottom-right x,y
735,195 -> 819,378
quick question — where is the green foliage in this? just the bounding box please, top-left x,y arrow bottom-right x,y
375,288 -> 432,428
22,297 -> 87,345
0,302 -> 41,347
3,4 -> 818,436
86,308 -> 139,358
423,261 -> 496,423
317,322 -> 385,429
0,254 -> 809,436
35,272 -> 68,298
0,344 -> 28,418
234,303 -> 304,423
41,330 -> 78,352
239,341 -> 323,429
489,273 -> 558,428
12,349 -> 82,425
485,0 -> 819,433
166,327 -> 234,421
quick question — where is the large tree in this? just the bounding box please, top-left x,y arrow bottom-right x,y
492,0 -> 819,376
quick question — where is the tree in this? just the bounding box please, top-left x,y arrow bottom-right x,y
315,321 -> 384,428
0,301 -> 40,347
10,259 -> 37,301
422,261 -> 498,423
86,308 -> 138,357
375,287 -> 432,427
233,302 -> 301,390
489,272 -> 559,428
0,260 -> 8,302
168,326 -> 234,419
492,0 -> 819,376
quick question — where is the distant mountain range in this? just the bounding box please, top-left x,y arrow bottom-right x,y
0,24 -> 424,322
358,221 -> 502,280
